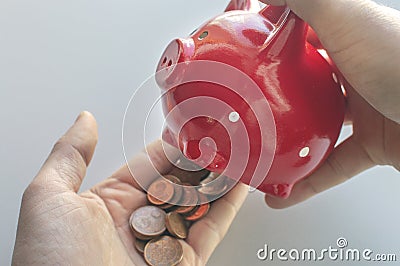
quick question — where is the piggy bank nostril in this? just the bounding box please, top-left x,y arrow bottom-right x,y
156,38 -> 195,88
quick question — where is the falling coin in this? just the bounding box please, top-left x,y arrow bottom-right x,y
144,235 -> 183,266
147,178 -> 175,205
165,212 -> 188,239
130,206 -> 166,238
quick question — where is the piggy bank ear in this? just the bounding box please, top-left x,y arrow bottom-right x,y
259,5 -> 290,25
225,0 -> 260,12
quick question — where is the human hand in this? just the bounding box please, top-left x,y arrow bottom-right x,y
12,112 -> 248,265
261,0 -> 400,208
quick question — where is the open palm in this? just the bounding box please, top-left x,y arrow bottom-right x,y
12,112 -> 248,266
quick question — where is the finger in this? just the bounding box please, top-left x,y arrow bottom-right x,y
187,182 -> 248,264
261,0 -> 400,122
260,0 -> 389,65
260,0 -> 373,33
266,136 -> 375,209
32,111 -> 98,193
110,140 -> 180,191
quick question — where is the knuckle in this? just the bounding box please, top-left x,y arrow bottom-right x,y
22,180 -> 43,203
52,139 -> 85,170
52,137 -> 89,166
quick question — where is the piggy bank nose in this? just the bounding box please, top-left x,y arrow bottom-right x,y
156,38 -> 194,89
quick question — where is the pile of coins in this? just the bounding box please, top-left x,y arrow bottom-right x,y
129,162 -> 234,266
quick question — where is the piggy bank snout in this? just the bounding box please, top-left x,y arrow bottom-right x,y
156,38 -> 194,89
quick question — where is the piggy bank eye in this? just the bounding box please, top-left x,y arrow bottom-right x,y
198,31 -> 209,40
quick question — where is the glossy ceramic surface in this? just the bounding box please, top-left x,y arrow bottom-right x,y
156,0 -> 345,198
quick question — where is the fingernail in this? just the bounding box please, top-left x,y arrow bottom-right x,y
75,111 -> 87,123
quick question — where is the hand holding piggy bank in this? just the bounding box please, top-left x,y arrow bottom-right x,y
156,0 -> 345,198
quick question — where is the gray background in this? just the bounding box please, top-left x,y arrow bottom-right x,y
1,0 -> 399,265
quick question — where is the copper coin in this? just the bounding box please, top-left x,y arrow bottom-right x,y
198,175 -> 229,196
163,205 -> 180,212
165,212 -> 188,239
159,202 -> 174,210
164,175 -> 183,205
178,183 -> 198,206
132,230 -> 154,241
129,206 -> 166,237
163,174 -> 182,184
185,193 -> 210,221
134,239 -> 148,253
170,157 -> 210,185
175,204 -> 196,215
200,171 -> 220,184
147,194 -> 165,206
144,235 -> 183,266
174,157 -> 204,171
181,205 -> 199,217
147,178 -> 175,205
169,167 -> 210,185
185,202 -> 210,221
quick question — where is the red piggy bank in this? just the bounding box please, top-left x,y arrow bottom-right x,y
155,0 -> 345,198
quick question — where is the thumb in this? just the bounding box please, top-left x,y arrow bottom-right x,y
32,111 -> 98,193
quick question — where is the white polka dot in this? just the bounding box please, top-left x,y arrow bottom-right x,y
229,112 -> 240,123
340,84 -> 346,95
299,147 -> 310,158
332,73 -> 338,83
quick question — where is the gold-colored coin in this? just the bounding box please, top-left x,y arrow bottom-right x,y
165,212 -> 188,239
144,235 -> 183,266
